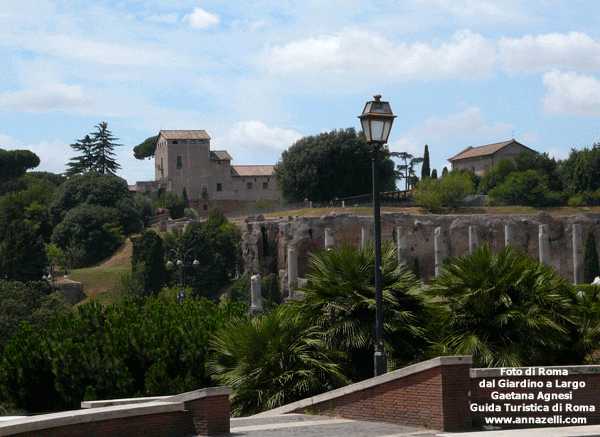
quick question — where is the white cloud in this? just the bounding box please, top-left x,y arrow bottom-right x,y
260,29 -> 495,80
500,32 -> 600,74
0,83 -> 91,112
390,105 -> 512,156
228,120 -> 302,155
183,8 -> 219,30
0,134 -> 69,174
542,70 -> 600,117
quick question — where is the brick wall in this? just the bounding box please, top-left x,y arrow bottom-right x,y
0,387 -> 232,437
265,356 -> 473,432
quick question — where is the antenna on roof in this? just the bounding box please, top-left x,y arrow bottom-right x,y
512,130 -> 515,139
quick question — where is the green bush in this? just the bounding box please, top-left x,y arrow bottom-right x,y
413,171 -> 475,212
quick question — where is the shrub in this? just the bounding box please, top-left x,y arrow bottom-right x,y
413,171 -> 475,212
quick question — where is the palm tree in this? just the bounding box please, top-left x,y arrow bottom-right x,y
206,305 -> 347,417
426,245 -> 576,367
294,242 -> 429,381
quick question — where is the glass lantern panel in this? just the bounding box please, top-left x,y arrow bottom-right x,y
371,119 -> 385,142
360,118 -> 371,142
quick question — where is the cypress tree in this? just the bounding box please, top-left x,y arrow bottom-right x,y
421,144 -> 430,179
442,166 -> 448,176
431,168 -> 438,179
584,230 -> 600,283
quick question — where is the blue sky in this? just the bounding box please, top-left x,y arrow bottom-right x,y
2,1 -> 600,185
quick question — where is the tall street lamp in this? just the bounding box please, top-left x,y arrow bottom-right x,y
167,248 -> 200,302
358,94 -> 396,377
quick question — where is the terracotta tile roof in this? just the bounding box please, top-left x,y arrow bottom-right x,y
231,165 -> 275,177
448,140 -> 530,161
158,130 -> 211,140
210,151 -> 233,161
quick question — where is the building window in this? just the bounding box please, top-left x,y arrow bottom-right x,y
176,156 -> 182,169
217,160 -> 222,165
191,140 -> 196,144
203,204 -> 208,211
247,182 -> 253,190
182,140 -> 186,144
199,140 -> 205,144
172,140 -> 178,144
263,182 -> 268,190
216,183 -> 222,192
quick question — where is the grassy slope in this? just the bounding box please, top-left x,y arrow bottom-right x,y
66,239 -> 133,306
63,206 -> 600,306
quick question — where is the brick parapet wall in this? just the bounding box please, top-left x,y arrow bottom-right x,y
256,355 -> 472,432
0,387 -> 232,437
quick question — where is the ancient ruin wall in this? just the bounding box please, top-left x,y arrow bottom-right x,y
239,211 -> 600,283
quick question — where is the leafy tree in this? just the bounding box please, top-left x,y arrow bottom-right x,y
156,192 -> 187,219
562,143 -> 600,195
0,220 -> 47,281
274,128 -> 396,202
293,243 -> 428,381
426,245 -> 576,367
227,273 -> 282,310
584,231 -> 600,284
51,204 -> 124,267
477,158 -> 515,194
413,171 -> 475,212
0,149 -> 40,183
165,209 -> 240,300
0,281 -> 70,348
489,169 -> 561,207
421,145 -> 430,179
207,305 -> 348,416
131,230 -> 167,296
133,135 -> 158,160
49,172 -> 143,234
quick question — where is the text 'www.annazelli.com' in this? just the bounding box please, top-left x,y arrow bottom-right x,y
484,416 -> 587,425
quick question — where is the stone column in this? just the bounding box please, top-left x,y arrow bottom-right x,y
325,228 -> 334,249
539,224 -> 550,266
434,227 -> 443,277
468,226 -> 478,253
249,274 -> 263,316
505,225 -> 514,247
287,248 -> 298,299
342,201 -> 346,208
361,227 -> 370,249
396,227 -> 407,263
573,224 -> 583,285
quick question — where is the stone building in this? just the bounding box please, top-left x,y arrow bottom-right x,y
448,139 -> 534,175
135,130 -> 281,215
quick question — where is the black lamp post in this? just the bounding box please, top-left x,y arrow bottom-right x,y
358,94 -> 396,377
167,248 -> 200,302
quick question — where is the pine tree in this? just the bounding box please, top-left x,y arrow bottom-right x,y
584,230 -> 600,284
431,169 -> 438,179
92,122 -> 122,174
442,166 -> 449,176
421,144 -> 430,179
65,135 -> 95,176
